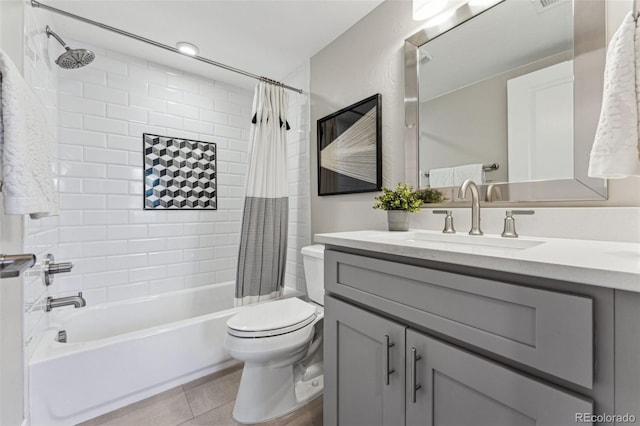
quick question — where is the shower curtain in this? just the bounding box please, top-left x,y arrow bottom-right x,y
235,82 -> 289,306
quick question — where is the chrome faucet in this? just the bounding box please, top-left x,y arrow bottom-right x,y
46,292 -> 86,312
485,183 -> 503,202
458,179 -> 483,235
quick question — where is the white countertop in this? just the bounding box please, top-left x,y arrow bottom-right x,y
315,230 -> 640,292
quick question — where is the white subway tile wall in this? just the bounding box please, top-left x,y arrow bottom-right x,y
53,43 -> 253,306
22,5 -> 60,360
282,61 -> 312,291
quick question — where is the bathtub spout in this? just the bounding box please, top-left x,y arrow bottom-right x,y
47,292 -> 86,312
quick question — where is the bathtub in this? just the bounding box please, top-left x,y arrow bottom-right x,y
29,282 -> 300,426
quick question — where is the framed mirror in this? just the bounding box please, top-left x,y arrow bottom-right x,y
405,0 -> 608,203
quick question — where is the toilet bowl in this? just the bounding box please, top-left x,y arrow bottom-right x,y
224,244 -> 325,424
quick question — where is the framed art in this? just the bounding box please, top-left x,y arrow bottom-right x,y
143,133 -> 217,210
317,94 -> 382,196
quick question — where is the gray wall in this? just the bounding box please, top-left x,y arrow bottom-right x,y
311,0 -> 420,234
421,72 -> 509,183
420,52 -> 572,185
310,0 -> 640,237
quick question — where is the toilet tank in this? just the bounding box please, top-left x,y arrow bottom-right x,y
301,244 -> 325,305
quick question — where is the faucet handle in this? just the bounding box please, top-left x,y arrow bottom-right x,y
433,210 -> 456,234
43,253 -> 74,286
502,210 -> 535,238
508,210 -> 535,216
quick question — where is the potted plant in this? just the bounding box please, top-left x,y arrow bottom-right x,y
415,188 -> 447,204
373,183 -> 423,231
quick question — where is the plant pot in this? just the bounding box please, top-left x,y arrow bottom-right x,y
387,210 -> 410,231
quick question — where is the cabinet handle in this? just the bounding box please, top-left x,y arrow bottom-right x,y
384,334 -> 395,386
410,347 -> 422,403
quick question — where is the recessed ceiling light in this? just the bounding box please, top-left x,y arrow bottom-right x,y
176,42 -> 199,56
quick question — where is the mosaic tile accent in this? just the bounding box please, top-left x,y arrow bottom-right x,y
143,133 -> 217,209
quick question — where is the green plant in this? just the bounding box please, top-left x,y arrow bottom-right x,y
416,188 -> 447,204
373,183 -> 423,212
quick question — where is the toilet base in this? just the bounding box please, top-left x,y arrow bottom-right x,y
232,361 -> 323,424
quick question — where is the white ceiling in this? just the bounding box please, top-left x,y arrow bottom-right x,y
44,0 -> 385,90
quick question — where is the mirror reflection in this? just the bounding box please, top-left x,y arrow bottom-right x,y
418,0 -> 573,189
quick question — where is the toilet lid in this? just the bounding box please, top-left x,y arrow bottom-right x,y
227,298 -> 317,338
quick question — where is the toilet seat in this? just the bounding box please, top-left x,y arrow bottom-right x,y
227,298 -> 317,338
228,315 -> 316,338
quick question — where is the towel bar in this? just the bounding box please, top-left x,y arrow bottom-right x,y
424,163 -> 499,178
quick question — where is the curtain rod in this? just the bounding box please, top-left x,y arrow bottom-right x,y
30,0 -> 303,94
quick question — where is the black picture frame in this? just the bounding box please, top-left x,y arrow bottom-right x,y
143,133 -> 217,210
317,94 -> 382,196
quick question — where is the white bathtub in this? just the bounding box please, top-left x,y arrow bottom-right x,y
29,282 -> 298,426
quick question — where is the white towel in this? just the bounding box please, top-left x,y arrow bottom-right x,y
429,163 -> 485,187
588,12 -> 640,178
428,166 -> 455,187
0,49 -> 58,218
453,163 -> 485,185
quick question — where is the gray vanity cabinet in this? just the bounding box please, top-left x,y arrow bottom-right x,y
325,295 -> 593,426
323,248 -> 612,426
405,329 -> 592,426
324,296 -> 406,426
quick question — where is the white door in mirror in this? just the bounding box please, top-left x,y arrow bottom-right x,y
507,60 -> 574,182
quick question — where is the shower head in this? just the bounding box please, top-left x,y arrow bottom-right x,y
55,48 -> 95,69
45,25 -> 95,69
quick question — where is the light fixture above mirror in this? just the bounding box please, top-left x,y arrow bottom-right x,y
413,0 -> 448,20
413,0 -> 472,22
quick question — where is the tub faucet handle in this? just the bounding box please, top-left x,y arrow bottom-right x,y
43,253 -> 74,286
432,210 -> 456,234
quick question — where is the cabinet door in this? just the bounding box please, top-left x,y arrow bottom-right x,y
406,330 -> 593,426
325,296 -> 406,426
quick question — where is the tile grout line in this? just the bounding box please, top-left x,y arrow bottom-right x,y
175,399 -> 238,426
181,384 -> 196,420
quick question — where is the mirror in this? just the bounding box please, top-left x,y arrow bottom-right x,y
405,0 -> 608,202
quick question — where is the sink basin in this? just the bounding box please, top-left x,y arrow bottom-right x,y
369,231 -> 545,250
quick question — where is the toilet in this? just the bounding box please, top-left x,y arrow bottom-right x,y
224,244 -> 325,424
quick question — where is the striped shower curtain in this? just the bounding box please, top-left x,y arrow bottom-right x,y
235,82 -> 289,306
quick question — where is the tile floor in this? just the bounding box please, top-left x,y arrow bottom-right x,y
78,363 -> 323,426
